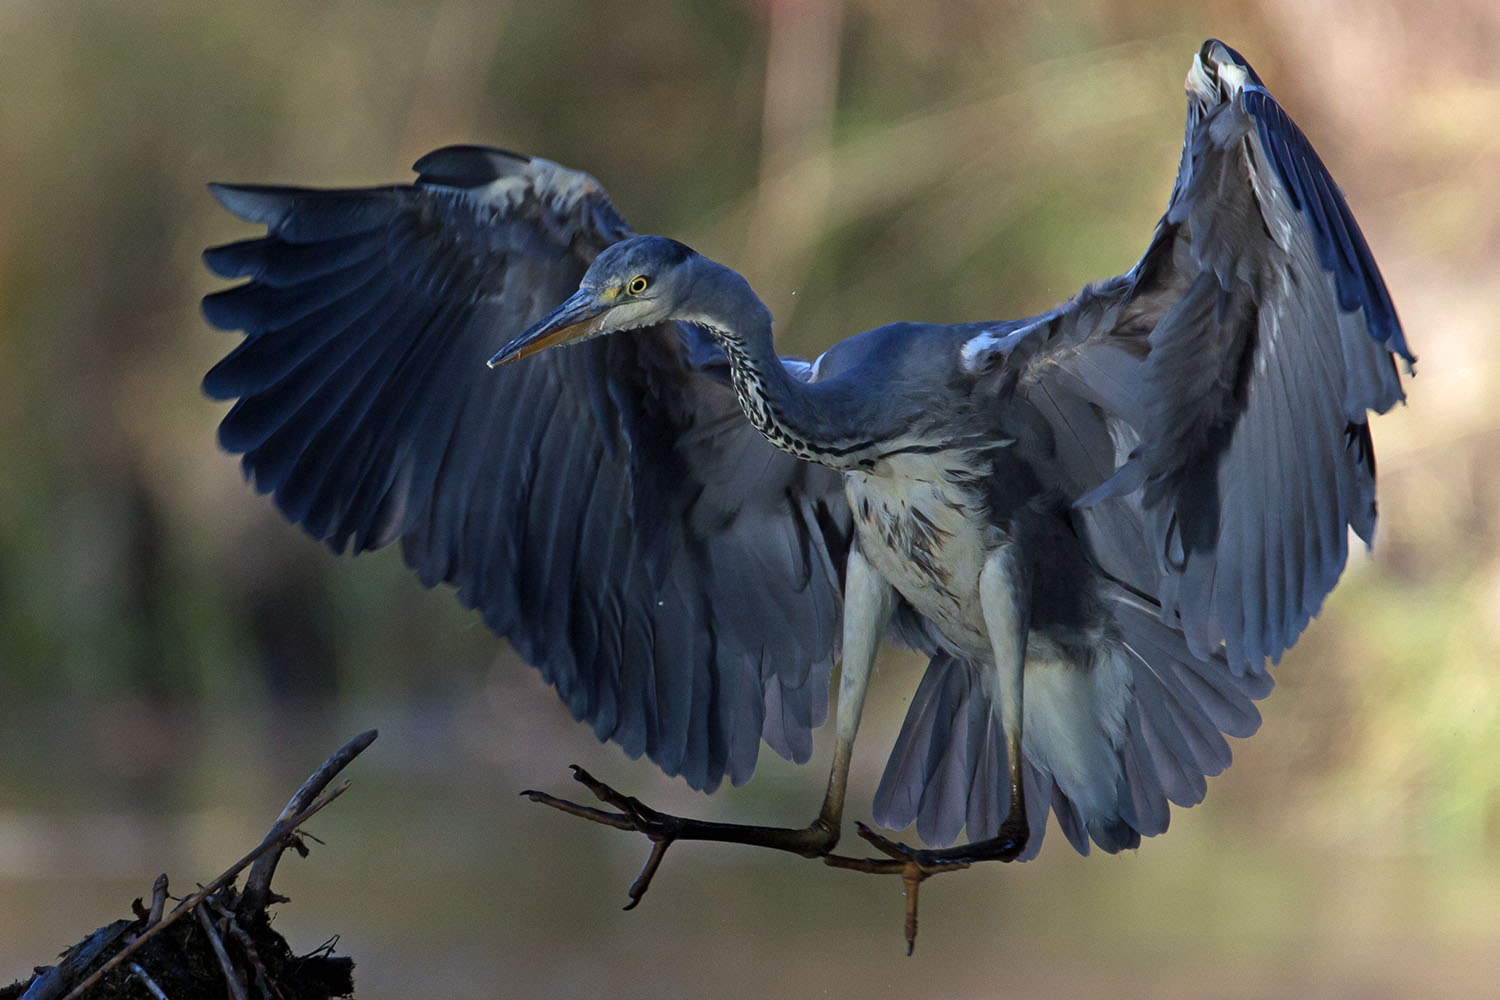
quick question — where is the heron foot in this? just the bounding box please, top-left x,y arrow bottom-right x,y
521,765 -> 680,910
523,765 -> 842,910
524,766 -> 999,954
850,816 -> 1029,866
815,819 -> 1029,953
815,824 -> 973,955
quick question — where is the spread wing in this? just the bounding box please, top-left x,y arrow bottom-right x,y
991,38 -> 1411,675
202,145 -> 851,791
903,39 -> 1411,857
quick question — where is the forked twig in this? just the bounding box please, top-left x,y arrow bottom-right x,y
59,729 -> 377,1000
240,729 -> 379,917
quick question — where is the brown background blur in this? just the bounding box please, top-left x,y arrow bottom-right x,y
1,1 -> 1497,997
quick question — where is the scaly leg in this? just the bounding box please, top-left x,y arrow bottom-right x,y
525,546 -> 896,907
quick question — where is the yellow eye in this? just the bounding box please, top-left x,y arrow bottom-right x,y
626,275 -> 650,295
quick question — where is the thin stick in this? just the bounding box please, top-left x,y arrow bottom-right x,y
59,729 -> 376,1000
145,874 -> 168,928
240,729 -> 379,917
127,963 -> 170,1000
212,895 -> 281,1000
195,907 -> 250,1000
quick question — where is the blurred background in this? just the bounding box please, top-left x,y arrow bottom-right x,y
1,0 -> 1497,996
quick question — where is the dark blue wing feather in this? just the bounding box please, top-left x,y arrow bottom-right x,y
1213,42 -> 1411,363
922,40 -> 1404,857
202,145 -> 851,791
1037,40 -> 1410,675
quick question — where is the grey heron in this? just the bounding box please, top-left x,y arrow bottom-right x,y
202,40 -> 1412,945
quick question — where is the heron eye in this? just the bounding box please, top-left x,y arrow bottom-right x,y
627,275 -> 650,295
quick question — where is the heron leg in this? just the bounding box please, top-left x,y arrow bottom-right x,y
810,546 -> 895,837
523,547 -> 896,907
853,546 -> 1032,866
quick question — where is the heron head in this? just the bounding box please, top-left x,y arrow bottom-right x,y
488,235 -> 696,367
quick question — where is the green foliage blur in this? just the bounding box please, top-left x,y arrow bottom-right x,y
1,1 -> 1498,994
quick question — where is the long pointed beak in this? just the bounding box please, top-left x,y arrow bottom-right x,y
487,289 -> 610,368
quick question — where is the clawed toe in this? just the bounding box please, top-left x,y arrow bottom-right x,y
814,823 -> 972,955
847,822 -> 979,870
523,765 -> 1023,954
846,817 -> 1028,868
568,766 -> 649,822
523,766 -> 689,907
525,765 -> 851,910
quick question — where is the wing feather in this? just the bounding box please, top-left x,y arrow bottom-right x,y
1028,38 -> 1411,674
914,39 -> 1409,856
203,145 -> 852,791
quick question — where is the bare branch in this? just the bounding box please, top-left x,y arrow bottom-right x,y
240,728 -> 378,918
58,729 -> 377,1000
146,874 -> 168,927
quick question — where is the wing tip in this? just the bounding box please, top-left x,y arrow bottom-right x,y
1198,39 -> 1263,83
411,144 -> 532,188
1192,41 -> 1417,375
207,182 -> 292,226
199,283 -> 247,332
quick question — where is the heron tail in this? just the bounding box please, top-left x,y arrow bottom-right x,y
871,587 -> 1272,856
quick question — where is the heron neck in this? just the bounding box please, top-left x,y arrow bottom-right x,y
686,271 -> 867,468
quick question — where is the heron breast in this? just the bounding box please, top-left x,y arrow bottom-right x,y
845,460 -> 993,653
